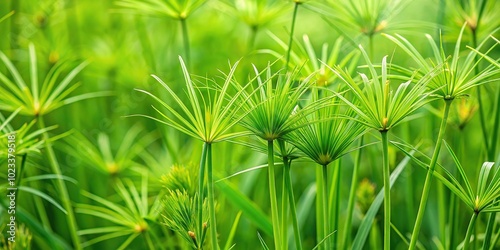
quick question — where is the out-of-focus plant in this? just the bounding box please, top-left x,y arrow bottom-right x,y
217,0 -> 288,51
262,35 -> 360,87
76,176 -> 162,249
115,0 -> 207,65
63,125 -> 158,176
311,0 -> 414,59
0,44 -> 108,250
443,0 -> 500,43
0,224 -> 32,250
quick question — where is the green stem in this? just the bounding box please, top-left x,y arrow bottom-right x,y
15,154 -> 27,187
135,16 -> 157,71
463,213 -> 478,250
447,193 -> 457,250
436,0 -> 446,38
284,158 -> 302,250
285,2 -> 300,69
281,157 -> 288,249
13,154 -> 27,204
316,165 -> 324,249
39,116 -> 81,250
368,35 -> 375,61
322,165 -> 329,250
198,143 -> 208,245
207,143 -> 219,250
409,99 -> 452,250
381,131 -> 390,250
490,225 -> 500,250
469,5 -> 490,155
248,25 -> 258,54
180,18 -> 191,68
330,160 -> 340,249
268,140 -> 281,250
144,231 -> 156,250
437,168 -> 446,244
342,136 -> 363,249
483,87 -> 500,250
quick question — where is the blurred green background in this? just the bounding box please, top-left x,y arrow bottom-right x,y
1,0 -> 499,249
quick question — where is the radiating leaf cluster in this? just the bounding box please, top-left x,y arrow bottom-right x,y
284,97 -> 367,166
0,44 -> 107,116
217,0 -> 288,29
115,0 -> 207,19
238,65 -> 324,141
63,125 -> 157,175
262,35 -> 360,86
330,46 -> 434,131
384,24 -> 500,100
76,177 -> 160,249
135,57 -> 253,143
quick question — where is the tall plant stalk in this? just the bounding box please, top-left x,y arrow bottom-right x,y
330,160 -> 341,249
285,2 -> 300,69
206,143 -> 219,250
180,18 -> 191,67
342,137 -> 363,249
198,143 -> 208,245
409,99 -> 452,250
463,212 -> 478,250
316,166 -> 325,249
283,157 -> 302,250
321,165 -> 329,250
38,116 -> 81,250
281,161 -> 288,249
380,131 -> 390,250
268,140 -> 281,250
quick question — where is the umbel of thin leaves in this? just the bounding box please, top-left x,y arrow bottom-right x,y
63,125 -> 157,176
0,110 -> 55,158
395,140 -> 500,249
237,64 -> 324,250
263,35 -> 360,86
444,0 -> 500,41
76,177 -> 160,249
239,65 -> 323,141
384,23 -> 500,100
0,44 -> 105,116
115,0 -> 206,19
311,0 -> 410,38
329,46 -> 434,132
218,0 -> 288,29
135,57 -> 250,143
284,98 -> 367,166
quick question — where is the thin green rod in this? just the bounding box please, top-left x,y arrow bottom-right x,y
409,99 -> 452,249
381,131 -> 391,250
39,116 -> 81,250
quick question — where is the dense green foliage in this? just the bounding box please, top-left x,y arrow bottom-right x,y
1,0 -> 500,249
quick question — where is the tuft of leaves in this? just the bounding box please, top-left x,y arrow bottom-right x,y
161,190 -> 208,249
329,45 -> 435,132
384,23 -> 500,100
0,44 -> 109,117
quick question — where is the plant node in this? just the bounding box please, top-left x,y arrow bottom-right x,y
134,222 -> 147,233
